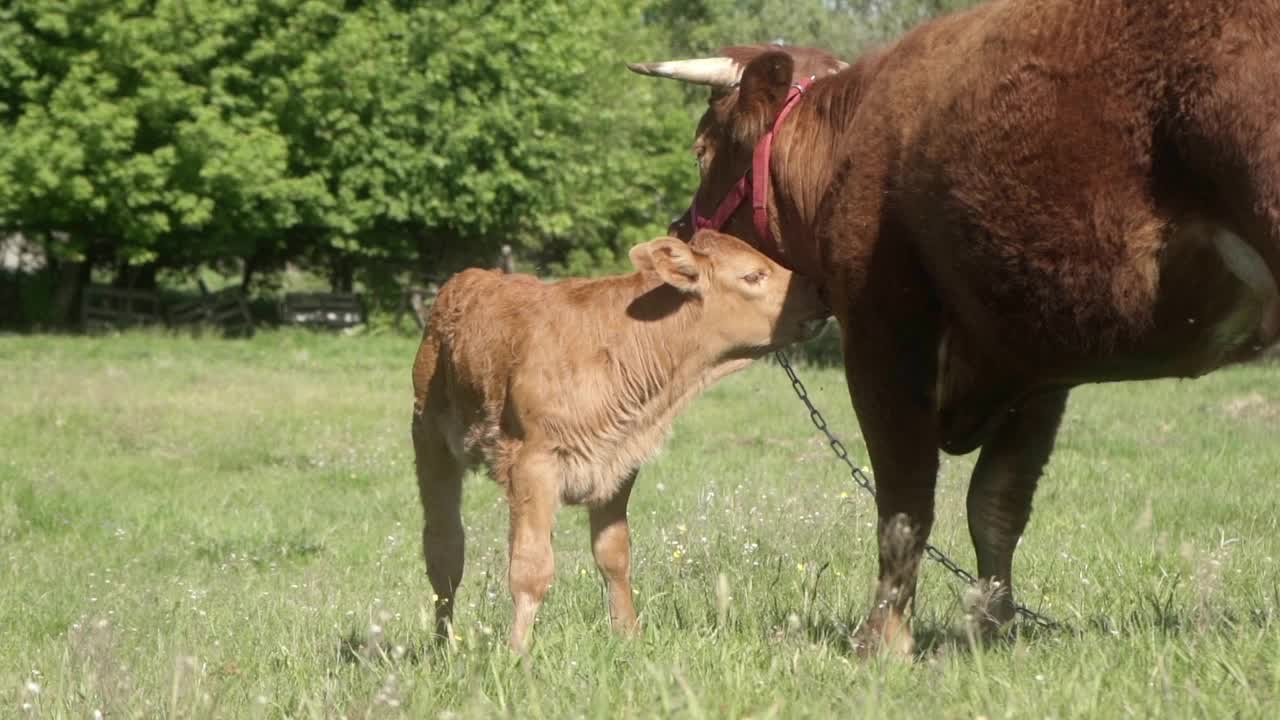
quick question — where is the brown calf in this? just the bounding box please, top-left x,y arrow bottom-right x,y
411,230 -> 827,651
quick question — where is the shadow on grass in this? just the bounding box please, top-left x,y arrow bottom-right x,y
338,627 -> 423,667
793,598 -> 1277,662
791,612 -> 1069,662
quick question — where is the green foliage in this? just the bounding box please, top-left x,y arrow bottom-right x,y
0,0 -> 980,304
0,0 -> 329,267
403,0 -> 694,277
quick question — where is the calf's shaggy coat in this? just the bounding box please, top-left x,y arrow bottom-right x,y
411,230 -> 826,650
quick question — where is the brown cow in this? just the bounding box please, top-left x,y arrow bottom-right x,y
630,0 -> 1280,655
411,230 -> 827,651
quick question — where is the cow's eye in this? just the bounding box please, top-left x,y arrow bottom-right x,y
741,270 -> 767,285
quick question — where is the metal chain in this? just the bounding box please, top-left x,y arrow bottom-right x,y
773,350 -> 1058,630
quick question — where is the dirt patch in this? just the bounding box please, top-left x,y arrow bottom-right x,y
1221,392 -> 1280,423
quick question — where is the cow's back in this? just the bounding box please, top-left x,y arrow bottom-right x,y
841,0 -> 1268,363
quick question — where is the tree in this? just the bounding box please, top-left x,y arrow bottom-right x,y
0,0 -> 698,307
0,0 -> 328,312
0,0 -> 983,329
392,0 -> 694,280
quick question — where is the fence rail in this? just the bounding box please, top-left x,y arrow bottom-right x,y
394,284 -> 438,331
81,286 -> 164,331
80,283 -> 255,336
280,292 -> 366,330
167,283 -> 255,337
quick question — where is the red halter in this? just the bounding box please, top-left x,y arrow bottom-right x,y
689,75 -> 814,248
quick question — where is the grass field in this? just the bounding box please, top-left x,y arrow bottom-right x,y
3,330 -> 1279,718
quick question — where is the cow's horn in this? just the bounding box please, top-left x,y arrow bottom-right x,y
625,57 -> 743,87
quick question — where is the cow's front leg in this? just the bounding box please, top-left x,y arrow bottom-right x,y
856,444 -> 938,659
965,389 -> 1067,635
840,307 -> 942,658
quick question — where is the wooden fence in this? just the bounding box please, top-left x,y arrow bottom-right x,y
167,283 -> 255,337
394,284 -> 438,331
280,292 -> 366,330
80,283 -> 254,336
81,286 -> 164,331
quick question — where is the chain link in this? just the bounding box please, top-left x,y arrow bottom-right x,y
774,350 -> 1058,630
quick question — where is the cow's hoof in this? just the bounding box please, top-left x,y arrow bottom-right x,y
851,614 -> 915,660
963,582 -> 1017,643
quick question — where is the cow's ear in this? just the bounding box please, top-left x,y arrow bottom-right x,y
733,50 -> 794,145
645,238 -> 703,294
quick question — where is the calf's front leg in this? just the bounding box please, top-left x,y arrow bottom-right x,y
507,449 -> 561,653
589,471 -> 639,636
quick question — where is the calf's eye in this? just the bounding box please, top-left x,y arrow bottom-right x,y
741,270 -> 767,285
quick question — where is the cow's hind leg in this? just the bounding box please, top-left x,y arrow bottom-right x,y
414,416 -> 466,641
965,389 -> 1067,635
507,448 -> 561,653
589,470 -> 639,636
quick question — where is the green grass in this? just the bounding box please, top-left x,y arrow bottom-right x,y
2,329 -> 1279,718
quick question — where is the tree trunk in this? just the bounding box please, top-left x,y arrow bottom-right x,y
498,244 -> 515,273
137,262 -> 157,290
112,261 -> 157,290
330,255 -> 354,293
241,254 -> 257,292
416,229 -> 450,281
50,258 -> 92,328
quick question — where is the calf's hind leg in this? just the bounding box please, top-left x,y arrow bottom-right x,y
589,471 -> 639,636
413,416 -> 466,640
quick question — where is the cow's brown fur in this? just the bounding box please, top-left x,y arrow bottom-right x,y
411,230 -> 827,651
638,0 -> 1280,655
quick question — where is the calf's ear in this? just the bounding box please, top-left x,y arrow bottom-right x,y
628,241 -> 657,274
640,238 -> 703,294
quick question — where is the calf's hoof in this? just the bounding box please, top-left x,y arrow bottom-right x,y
611,617 -> 641,639
508,630 -> 533,656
